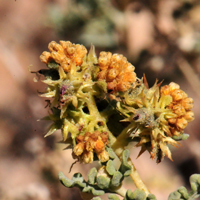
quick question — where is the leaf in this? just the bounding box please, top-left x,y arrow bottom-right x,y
96,175 -> 111,190
106,160 -> 116,176
147,194 -> 157,200
190,174 -> 200,193
83,186 -> 104,196
111,171 -> 123,187
88,168 -> 98,185
108,194 -> 120,200
106,147 -> 116,160
173,133 -> 189,141
125,189 -> 146,200
119,149 -> 131,177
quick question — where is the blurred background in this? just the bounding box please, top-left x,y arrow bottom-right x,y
0,0 -> 200,199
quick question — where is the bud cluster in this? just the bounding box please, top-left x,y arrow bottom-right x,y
97,52 -> 137,92
161,82 -> 194,136
40,41 -> 87,72
73,131 -> 109,163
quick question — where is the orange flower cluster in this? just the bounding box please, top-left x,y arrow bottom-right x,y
73,131 -> 109,163
97,52 -> 137,92
40,41 -> 87,72
160,82 -> 194,135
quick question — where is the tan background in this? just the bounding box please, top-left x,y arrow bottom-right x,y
0,0 -> 200,199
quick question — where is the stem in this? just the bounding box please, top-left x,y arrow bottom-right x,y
128,159 -> 150,195
110,185 -> 127,197
100,104 -> 115,121
111,123 -> 133,155
86,94 -> 117,144
111,123 -> 150,196
84,93 -> 150,195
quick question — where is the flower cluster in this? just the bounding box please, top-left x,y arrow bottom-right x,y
40,41 -> 87,72
160,82 -> 194,136
36,40 -> 194,165
73,131 -> 109,163
117,79 -> 194,162
97,52 -> 137,92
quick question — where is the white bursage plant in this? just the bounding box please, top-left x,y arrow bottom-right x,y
32,40 -> 199,200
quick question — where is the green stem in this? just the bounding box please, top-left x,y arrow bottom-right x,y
100,104 -> 115,122
83,93 -> 150,195
111,123 -> 133,155
111,123 -> 150,196
110,185 -> 127,197
86,94 -> 116,144
128,159 -> 150,196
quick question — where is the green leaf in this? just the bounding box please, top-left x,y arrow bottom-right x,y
47,60 -> 59,69
190,174 -> 200,193
92,197 -> 102,200
106,147 -> 116,160
59,171 -> 73,187
177,187 -> 189,199
125,189 -> 146,200
59,172 -> 86,188
96,175 -> 111,190
168,191 -> 181,200
88,168 -> 98,185
108,194 -> 120,200
59,171 -> 105,196
111,171 -> 123,187
168,174 -> 200,200
119,149 -> 131,177
106,160 -> 116,176
83,186 -> 105,196
172,133 -> 189,141
147,194 -> 157,200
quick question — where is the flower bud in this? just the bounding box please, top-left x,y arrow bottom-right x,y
73,142 -> 85,156
83,151 -> 94,164
168,118 -> 177,124
86,138 -> 96,152
171,89 -> 187,101
98,52 -> 136,92
97,150 -> 109,163
160,82 -> 180,95
180,97 -> 194,110
184,111 -> 194,122
176,117 -> 188,130
94,140 -> 105,153
40,51 -> 51,63
48,41 -> 62,52
99,52 -> 112,70
172,104 -> 186,116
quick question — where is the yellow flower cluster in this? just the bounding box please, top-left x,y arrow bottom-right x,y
97,52 -> 137,92
73,131 -> 109,163
37,40 -> 195,164
40,41 -> 87,72
160,82 -> 194,136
